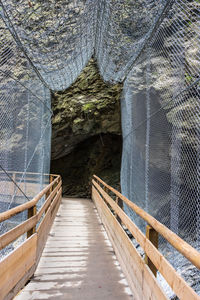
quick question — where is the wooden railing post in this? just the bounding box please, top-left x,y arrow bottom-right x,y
50,175 -> 54,193
114,196 -> 118,217
27,205 -> 37,238
115,196 -> 123,224
45,175 -> 54,200
145,225 -> 158,277
12,173 -> 16,196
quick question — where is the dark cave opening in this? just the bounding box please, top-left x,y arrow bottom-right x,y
50,133 -> 122,198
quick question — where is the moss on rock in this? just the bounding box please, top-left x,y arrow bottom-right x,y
51,58 -> 122,160
51,58 -> 122,196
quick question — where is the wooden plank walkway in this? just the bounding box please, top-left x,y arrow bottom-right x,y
15,198 -> 133,300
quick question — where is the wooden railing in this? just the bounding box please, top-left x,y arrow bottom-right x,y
0,174 -> 62,300
92,175 -> 200,300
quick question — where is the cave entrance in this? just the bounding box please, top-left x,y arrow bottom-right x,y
51,133 -> 122,198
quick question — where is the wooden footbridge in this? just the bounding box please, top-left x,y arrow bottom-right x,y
0,174 -> 200,300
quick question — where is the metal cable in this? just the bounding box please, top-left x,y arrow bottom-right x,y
0,165 -> 30,202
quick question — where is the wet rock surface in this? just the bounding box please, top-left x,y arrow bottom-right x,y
51,59 -> 122,197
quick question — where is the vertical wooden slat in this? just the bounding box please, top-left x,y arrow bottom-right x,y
27,205 -> 37,238
50,175 -> 54,193
145,225 -> 158,277
115,196 -> 123,224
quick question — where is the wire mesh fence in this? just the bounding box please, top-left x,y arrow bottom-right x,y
0,0 -> 97,91
120,0 -> 200,295
0,5 -> 52,258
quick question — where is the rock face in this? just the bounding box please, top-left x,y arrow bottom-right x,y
51,59 -> 122,160
51,59 -> 122,197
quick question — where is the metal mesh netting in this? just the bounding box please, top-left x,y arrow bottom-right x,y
0,0 -> 199,293
0,16 -> 52,199
0,0 -> 99,258
0,1 -> 167,215
0,7 -> 52,257
0,0 -> 97,90
95,0 -> 169,82
120,0 -> 200,295
122,0 -> 200,244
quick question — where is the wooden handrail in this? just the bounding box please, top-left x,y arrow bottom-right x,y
0,175 -> 60,223
0,187 -> 62,250
92,176 -> 200,300
0,171 -> 58,177
0,180 -> 61,250
0,173 -> 62,300
92,179 -> 199,300
0,215 -> 38,250
93,175 -> 200,270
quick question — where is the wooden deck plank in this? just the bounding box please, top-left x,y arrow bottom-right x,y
15,198 -> 133,300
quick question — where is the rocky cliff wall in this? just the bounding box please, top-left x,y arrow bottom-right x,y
51,59 -> 123,197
